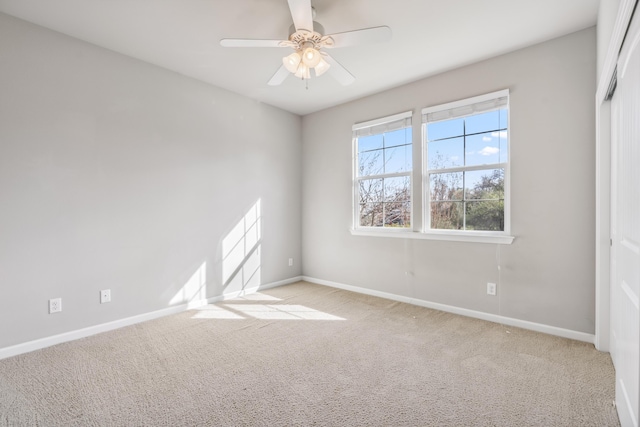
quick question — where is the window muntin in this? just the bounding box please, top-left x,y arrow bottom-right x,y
423,91 -> 509,233
353,112 -> 412,229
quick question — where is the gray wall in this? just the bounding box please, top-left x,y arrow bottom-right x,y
0,13 -> 302,349
302,28 -> 596,334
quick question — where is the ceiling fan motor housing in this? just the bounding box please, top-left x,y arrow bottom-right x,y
287,22 -> 331,50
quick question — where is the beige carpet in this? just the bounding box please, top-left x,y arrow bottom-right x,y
0,281 -> 619,426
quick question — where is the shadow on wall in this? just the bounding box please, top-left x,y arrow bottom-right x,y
222,199 -> 262,294
166,199 -> 342,321
169,261 -> 207,309
168,200 -> 262,308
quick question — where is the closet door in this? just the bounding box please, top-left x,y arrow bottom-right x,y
610,7 -> 640,427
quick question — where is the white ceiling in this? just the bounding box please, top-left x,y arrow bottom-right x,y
0,0 -> 599,115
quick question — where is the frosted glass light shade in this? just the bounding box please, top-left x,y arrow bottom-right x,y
314,56 -> 330,76
283,51 -> 302,73
302,47 -> 321,68
294,63 -> 311,79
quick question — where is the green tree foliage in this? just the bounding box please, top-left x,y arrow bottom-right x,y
465,169 -> 504,231
430,165 -> 504,231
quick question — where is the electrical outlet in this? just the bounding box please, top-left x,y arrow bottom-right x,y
100,289 -> 111,304
487,282 -> 497,296
288,258 -> 293,267
49,298 -> 62,314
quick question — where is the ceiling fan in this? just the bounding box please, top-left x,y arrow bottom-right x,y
220,0 -> 391,86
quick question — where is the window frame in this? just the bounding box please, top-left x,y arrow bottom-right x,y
349,91 -> 514,245
352,111 -> 413,232
421,89 -> 513,243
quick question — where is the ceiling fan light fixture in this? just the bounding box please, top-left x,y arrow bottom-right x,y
283,51 -> 302,73
314,56 -> 330,77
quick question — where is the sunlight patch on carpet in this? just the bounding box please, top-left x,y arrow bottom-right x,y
223,304 -> 345,320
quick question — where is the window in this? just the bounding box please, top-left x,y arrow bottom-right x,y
353,111 -> 412,229
351,91 -> 512,244
422,90 -> 509,234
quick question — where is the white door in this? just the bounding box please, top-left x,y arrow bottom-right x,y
611,7 -> 640,427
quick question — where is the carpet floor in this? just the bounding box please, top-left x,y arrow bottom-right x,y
0,281 -> 619,426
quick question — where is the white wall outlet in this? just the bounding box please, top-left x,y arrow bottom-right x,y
487,282 -> 497,296
100,289 -> 111,304
288,258 -> 293,267
49,298 -> 62,314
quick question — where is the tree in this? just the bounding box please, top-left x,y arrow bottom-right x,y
429,154 -> 463,229
465,169 -> 504,231
358,150 -> 410,227
428,154 -> 504,231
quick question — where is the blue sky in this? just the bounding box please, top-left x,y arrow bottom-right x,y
427,109 -> 507,193
427,109 -> 508,169
356,109 -> 507,204
357,109 -> 507,178
358,127 -> 412,175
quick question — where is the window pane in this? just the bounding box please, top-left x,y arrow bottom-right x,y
428,137 -> 464,169
465,200 -> 504,231
430,172 -> 463,201
358,178 -> 383,204
358,134 -> 383,153
427,118 -> 464,141
384,201 -> 411,228
384,144 -> 412,173
384,128 -> 411,148
496,130 -> 508,163
360,203 -> 383,227
423,96 -> 508,233
354,113 -> 413,230
466,132 -> 502,167
465,110 -> 501,134
358,150 -> 384,177
384,176 -> 410,202
431,201 -> 463,229
499,109 -> 508,129
464,169 -> 504,200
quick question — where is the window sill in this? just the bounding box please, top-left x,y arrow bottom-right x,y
349,229 -> 515,244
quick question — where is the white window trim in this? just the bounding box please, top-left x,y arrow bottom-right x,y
353,110 -> 413,132
421,89 -> 513,244
349,228 -> 514,244
421,89 -> 509,119
352,111 -> 414,232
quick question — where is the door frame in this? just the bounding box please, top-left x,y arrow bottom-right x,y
595,0 -> 637,352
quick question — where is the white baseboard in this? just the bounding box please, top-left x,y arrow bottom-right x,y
302,276 -> 595,344
1,274 -> 593,360
207,276 -> 298,304
0,276 -> 302,361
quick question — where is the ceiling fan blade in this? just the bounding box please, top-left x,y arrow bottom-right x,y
220,39 -> 285,48
323,54 -> 355,86
268,64 -> 290,86
287,0 -> 313,32
325,26 -> 392,48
